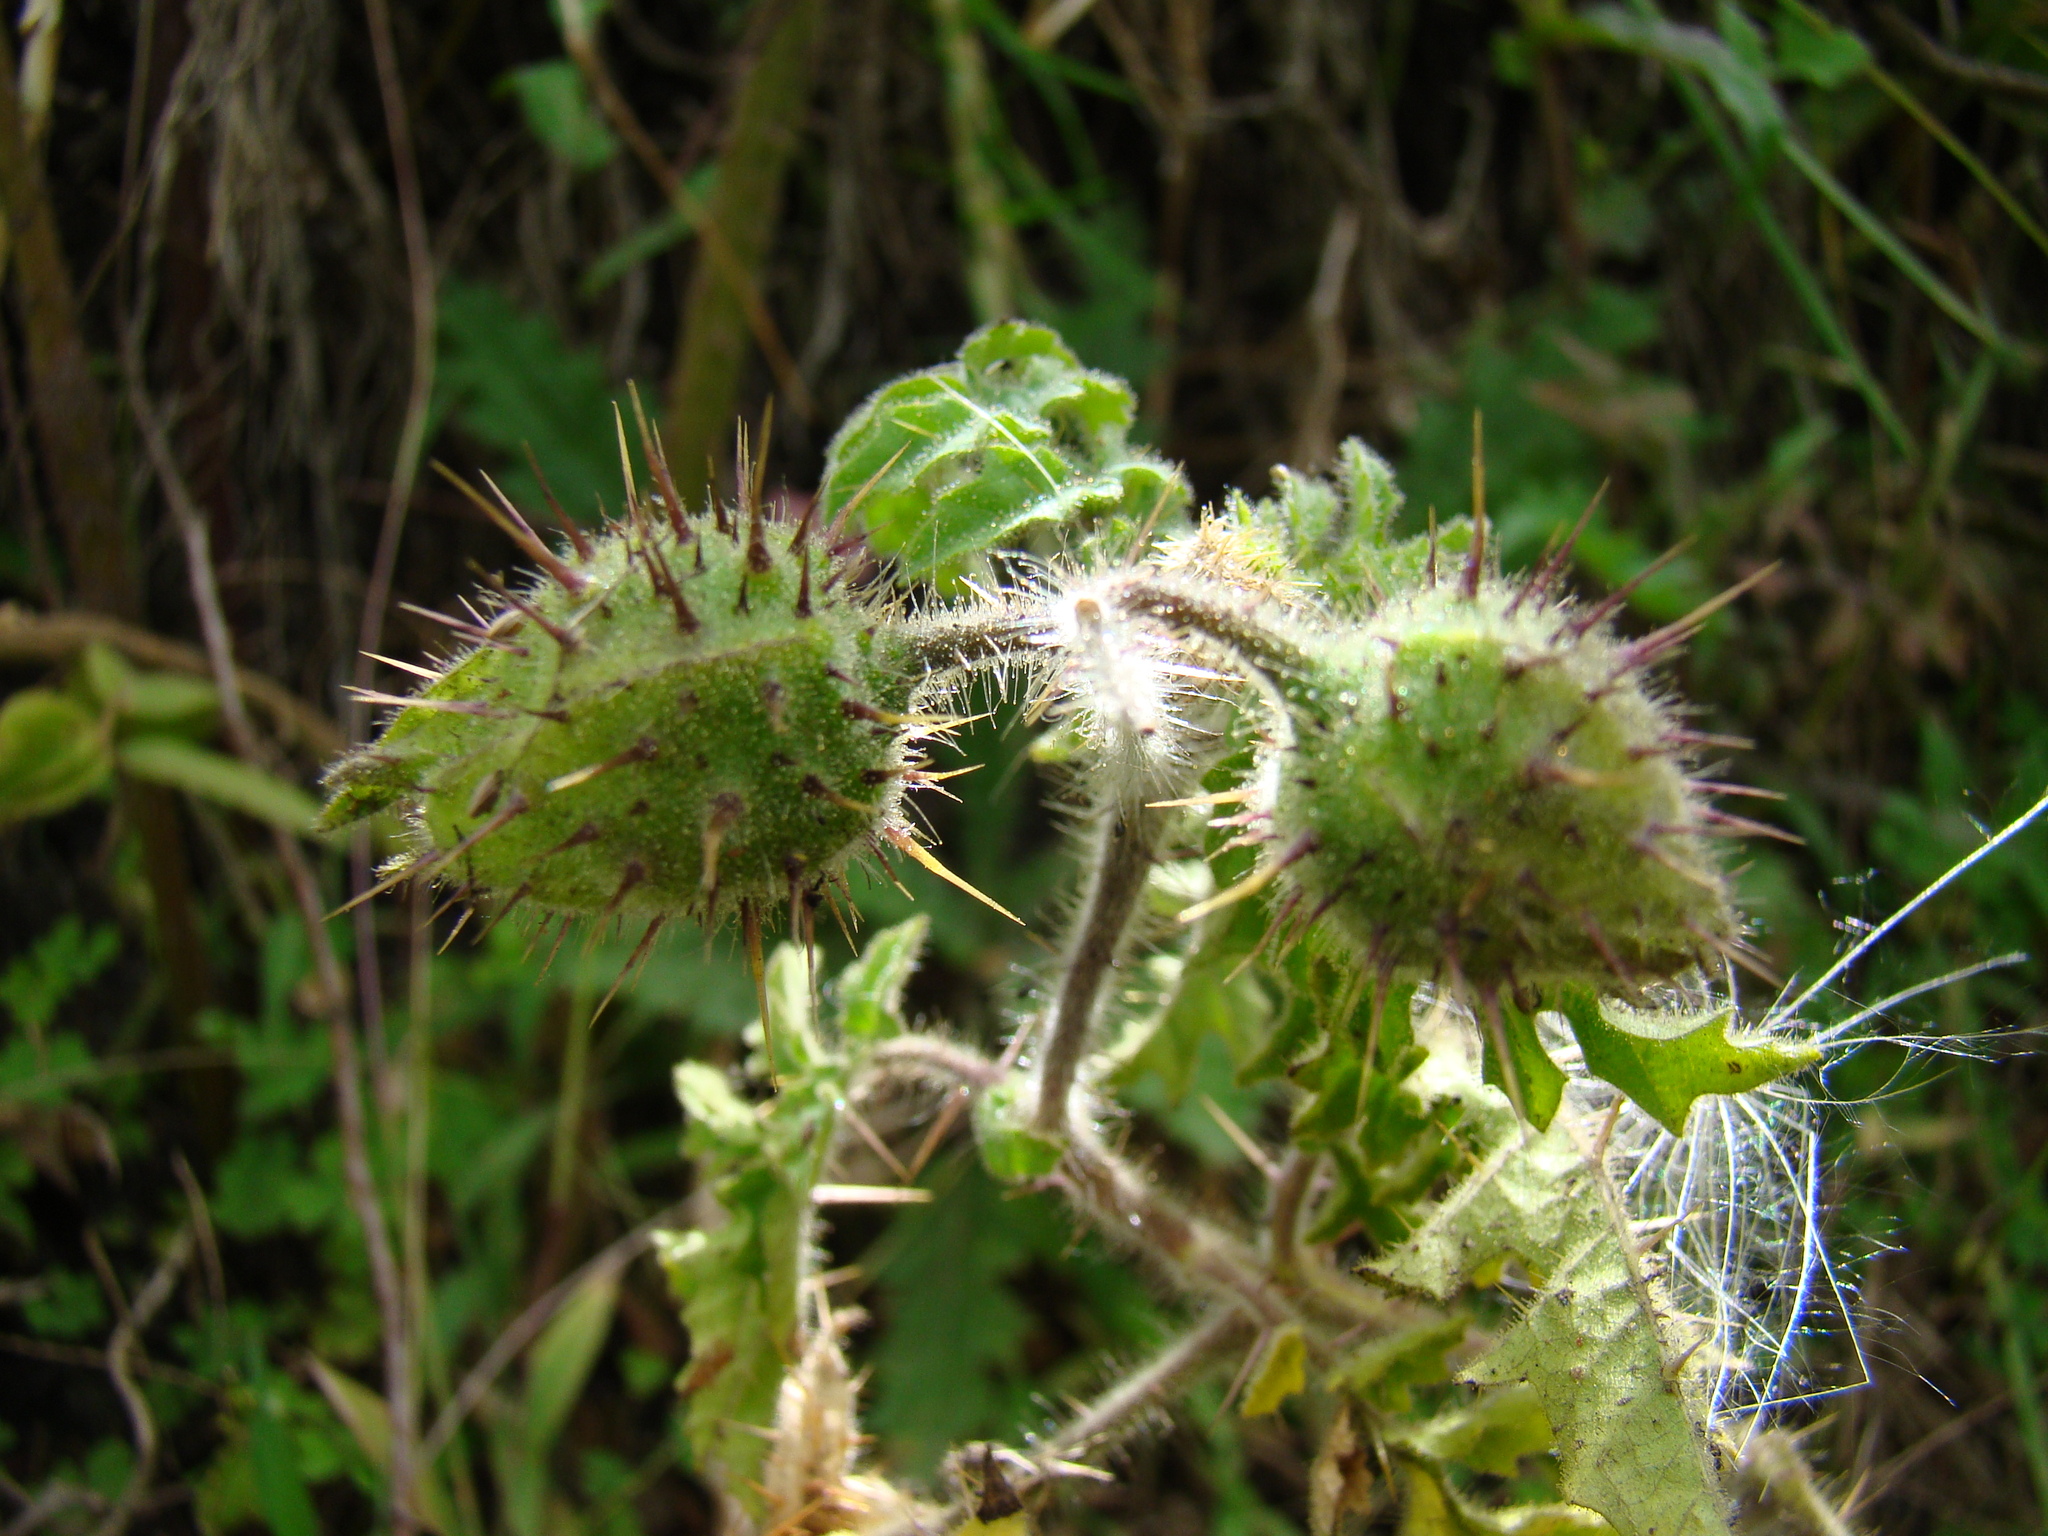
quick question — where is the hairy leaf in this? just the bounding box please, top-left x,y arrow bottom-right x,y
659,1060 -> 831,1514
819,321 -> 1185,579
0,689 -> 110,825
1365,1044 -> 1729,1536
833,915 -> 928,1040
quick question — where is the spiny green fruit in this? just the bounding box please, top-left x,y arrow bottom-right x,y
321,444 -> 932,939
1259,534 -> 1750,995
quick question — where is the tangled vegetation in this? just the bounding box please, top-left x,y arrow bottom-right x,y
3,3 -> 2047,1535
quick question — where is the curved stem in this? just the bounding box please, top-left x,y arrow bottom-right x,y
1099,573 -> 1315,684
870,1033 -> 1006,1088
1266,1148 -> 1315,1284
1043,1306 -> 1247,1464
1033,797 -> 1168,1134
1058,1125 -> 1402,1333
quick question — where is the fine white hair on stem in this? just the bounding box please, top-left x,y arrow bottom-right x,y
1027,566 -> 1231,798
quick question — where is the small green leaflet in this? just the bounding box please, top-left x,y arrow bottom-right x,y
0,690 -> 110,825
1481,997 -> 1567,1132
657,922 -> 929,1515
817,321 -> 1186,580
832,914 -> 928,1041
1555,986 -> 1817,1136
659,1063 -> 820,1515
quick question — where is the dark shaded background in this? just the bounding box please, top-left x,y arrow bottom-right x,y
2,1 -> 2046,1531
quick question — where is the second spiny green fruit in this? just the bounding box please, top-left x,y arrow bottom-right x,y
320,467 -> 922,933
1266,550 -> 1741,992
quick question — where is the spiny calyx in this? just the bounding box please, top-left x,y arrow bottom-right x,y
1266,555 -> 1741,992
321,457 -> 927,932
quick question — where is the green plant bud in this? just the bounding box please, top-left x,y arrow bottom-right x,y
1223,437 -> 1447,613
321,475 -> 926,932
817,320 -> 1186,582
1265,564 -> 1739,992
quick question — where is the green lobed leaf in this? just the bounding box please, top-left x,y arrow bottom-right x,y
0,916 -> 119,1034
818,320 -> 1186,580
497,59 -> 620,171
1480,998 -> 1568,1132
0,688 -> 112,825
1229,437 -> 1416,613
1554,986 -> 1817,1136
831,914 -> 928,1040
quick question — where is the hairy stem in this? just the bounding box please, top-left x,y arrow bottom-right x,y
1266,1148 -> 1314,1283
1058,1124 -> 1399,1332
1045,1306 -> 1248,1466
1736,1429 -> 1858,1536
870,1033 -> 1007,1088
1034,796 -> 1169,1134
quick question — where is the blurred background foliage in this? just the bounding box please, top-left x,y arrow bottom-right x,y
0,0 -> 2045,1531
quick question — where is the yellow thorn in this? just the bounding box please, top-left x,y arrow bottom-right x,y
547,762 -> 610,794
1147,789 -> 1253,809
1176,859 -> 1289,925
362,651 -> 444,683
742,903 -> 779,1088
880,827 -> 1022,923
613,402 -> 643,524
